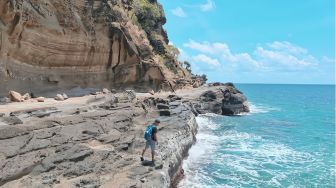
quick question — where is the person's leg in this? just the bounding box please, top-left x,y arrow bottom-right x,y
151,150 -> 155,162
141,148 -> 146,157
150,140 -> 156,162
141,140 -> 149,161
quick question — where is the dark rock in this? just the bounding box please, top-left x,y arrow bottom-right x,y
222,91 -> 249,115
160,110 -> 171,116
157,104 -> 169,110
200,90 -> 217,101
194,87 -> 249,115
155,98 -> 169,104
168,95 -> 182,101
224,82 -> 235,87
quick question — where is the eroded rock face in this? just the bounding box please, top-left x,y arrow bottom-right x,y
0,0 -> 192,97
191,84 -> 250,115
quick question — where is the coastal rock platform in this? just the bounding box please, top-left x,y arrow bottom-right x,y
0,84 -> 249,188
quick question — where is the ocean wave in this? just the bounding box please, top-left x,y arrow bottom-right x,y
179,115 -> 325,188
238,103 -> 280,115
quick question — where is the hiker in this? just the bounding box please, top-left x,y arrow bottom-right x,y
141,119 -> 160,163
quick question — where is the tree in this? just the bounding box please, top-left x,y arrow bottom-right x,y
201,74 -> 208,82
183,61 -> 191,73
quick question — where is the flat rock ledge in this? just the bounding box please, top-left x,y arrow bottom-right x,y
0,84 -> 249,188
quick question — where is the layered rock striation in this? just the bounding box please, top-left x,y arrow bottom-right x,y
0,0 -> 194,97
0,84 -> 249,188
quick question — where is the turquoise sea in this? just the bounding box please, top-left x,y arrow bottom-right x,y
179,84 -> 335,188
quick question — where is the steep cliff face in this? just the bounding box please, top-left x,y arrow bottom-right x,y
0,0 -> 192,96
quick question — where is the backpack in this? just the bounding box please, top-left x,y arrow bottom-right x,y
144,125 -> 154,140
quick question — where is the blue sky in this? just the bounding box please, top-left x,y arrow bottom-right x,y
160,0 -> 335,84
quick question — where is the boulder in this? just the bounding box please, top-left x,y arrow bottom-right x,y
102,88 -> 110,94
149,90 -> 155,95
37,97 -> 45,102
222,90 -> 249,115
194,87 -> 249,115
8,91 -> 22,102
200,90 -> 217,101
54,94 -> 64,101
22,93 -> 31,100
62,93 -> 69,100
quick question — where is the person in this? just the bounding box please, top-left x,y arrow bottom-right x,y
141,119 -> 160,163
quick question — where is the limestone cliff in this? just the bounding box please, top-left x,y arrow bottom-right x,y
0,0 -> 194,97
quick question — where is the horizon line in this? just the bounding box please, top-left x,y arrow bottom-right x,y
221,82 -> 336,86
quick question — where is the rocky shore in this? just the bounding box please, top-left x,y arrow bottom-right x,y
0,84 -> 249,188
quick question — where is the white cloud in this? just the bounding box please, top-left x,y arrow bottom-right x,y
184,40 -> 215,54
200,0 -> 215,12
183,40 -> 319,72
184,40 -> 264,71
267,41 -> 308,55
192,54 -> 220,66
255,46 -> 315,67
171,7 -> 187,17
321,56 -> 335,63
